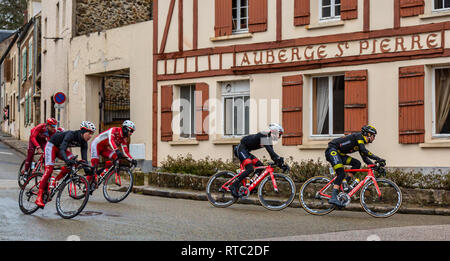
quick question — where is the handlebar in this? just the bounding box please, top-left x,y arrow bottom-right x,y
267,162 -> 290,173
369,161 -> 387,177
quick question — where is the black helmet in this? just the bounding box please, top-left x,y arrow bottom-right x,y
361,125 -> 377,136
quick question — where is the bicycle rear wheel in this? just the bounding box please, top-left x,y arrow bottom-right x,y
103,167 -> 134,203
258,174 -> 296,211
299,176 -> 336,215
206,171 -> 238,208
55,175 -> 90,219
18,173 -> 43,215
360,178 -> 402,218
18,160 -> 27,188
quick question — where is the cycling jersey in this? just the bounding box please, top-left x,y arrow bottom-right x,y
91,127 -> 132,161
29,123 -> 56,148
238,132 -> 280,162
327,132 -> 380,165
49,130 -> 88,163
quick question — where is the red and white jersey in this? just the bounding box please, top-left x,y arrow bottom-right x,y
90,127 -> 132,159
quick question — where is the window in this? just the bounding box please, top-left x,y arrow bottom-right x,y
312,75 -> 345,135
21,48 -> 27,83
232,0 -> 248,33
320,0 -> 341,20
434,0 -> 450,11
433,68 -> 450,135
28,42 -> 33,76
179,85 -> 196,138
222,81 -> 250,136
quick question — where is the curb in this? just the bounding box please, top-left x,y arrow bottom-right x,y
0,136 -> 27,157
133,185 -> 450,216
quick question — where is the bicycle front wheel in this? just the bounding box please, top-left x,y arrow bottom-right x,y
299,176 -> 336,215
18,173 -> 43,215
206,171 -> 238,208
56,175 -> 90,219
258,174 -> 296,211
18,160 -> 27,188
360,178 -> 402,218
103,167 -> 134,203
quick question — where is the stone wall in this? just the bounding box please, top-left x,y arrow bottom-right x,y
75,0 -> 153,36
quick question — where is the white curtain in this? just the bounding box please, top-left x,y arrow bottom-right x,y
317,77 -> 329,134
436,69 -> 450,133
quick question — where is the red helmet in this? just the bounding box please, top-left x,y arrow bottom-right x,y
46,118 -> 58,126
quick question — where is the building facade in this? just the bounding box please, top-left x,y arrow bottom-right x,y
153,0 -> 450,171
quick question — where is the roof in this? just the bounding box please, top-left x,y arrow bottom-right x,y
0,30 -> 15,43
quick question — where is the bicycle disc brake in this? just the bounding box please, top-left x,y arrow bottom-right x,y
337,192 -> 351,207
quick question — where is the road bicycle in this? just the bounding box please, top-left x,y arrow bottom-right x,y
206,162 -> 296,211
299,162 -> 402,218
86,157 -> 136,203
18,153 -> 44,188
18,156 -> 93,219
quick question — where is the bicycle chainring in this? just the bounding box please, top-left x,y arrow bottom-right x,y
239,186 -> 250,199
337,192 -> 351,207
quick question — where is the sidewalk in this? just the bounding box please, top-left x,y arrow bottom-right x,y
1,131 -> 449,216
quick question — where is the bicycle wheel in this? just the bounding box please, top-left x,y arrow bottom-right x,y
103,167 -> 134,203
258,174 -> 296,211
299,176 -> 336,215
55,175 -> 90,219
18,173 -> 43,215
360,178 -> 402,218
206,171 -> 238,208
18,160 -> 27,188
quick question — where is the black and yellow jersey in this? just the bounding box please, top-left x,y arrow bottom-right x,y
328,132 -> 380,165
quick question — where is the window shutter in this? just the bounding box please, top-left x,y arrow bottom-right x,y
344,70 -> 368,134
4,58 -> 11,83
214,0 -> 232,37
341,0 -> 358,20
294,0 -> 310,26
398,65 -> 425,144
282,75 -> 303,146
400,0 -> 424,17
161,85 -> 173,142
248,0 -> 268,33
195,82 -> 209,141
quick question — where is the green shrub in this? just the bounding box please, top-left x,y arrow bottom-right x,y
159,154 -> 239,176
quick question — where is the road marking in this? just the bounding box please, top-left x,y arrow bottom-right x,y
0,152 -> 13,155
0,180 -> 18,190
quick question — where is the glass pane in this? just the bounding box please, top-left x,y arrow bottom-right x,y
232,19 -> 238,31
335,5 -> 341,16
240,18 -> 248,29
435,0 -> 443,9
335,0 -> 341,4
234,97 -> 244,135
232,0 -> 237,9
190,86 -> 196,136
445,0 -> 450,8
313,77 -> 330,135
322,7 -> 331,18
232,8 -> 237,19
435,69 -> 450,134
224,98 -> 233,135
244,96 -> 250,135
240,7 -> 247,19
241,0 -> 248,7
332,76 -> 345,135
180,86 -> 192,138
322,0 -> 331,6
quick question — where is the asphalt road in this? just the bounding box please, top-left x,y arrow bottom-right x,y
0,141 -> 449,241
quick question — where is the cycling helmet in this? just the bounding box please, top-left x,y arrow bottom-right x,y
361,125 -> 377,136
46,118 -> 58,126
122,120 -> 135,137
269,123 -> 284,140
80,121 -> 96,133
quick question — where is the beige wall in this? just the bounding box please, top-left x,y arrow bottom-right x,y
69,21 -> 153,160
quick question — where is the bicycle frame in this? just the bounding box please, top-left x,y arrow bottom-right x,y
221,165 -> 278,194
319,164 -> 381,199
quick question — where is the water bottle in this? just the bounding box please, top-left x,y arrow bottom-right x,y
350,178 -> 360,189
342,180 -> 350,193
49,177 -> 56,189
245,177 -> 251,186
31,162 -> 35,170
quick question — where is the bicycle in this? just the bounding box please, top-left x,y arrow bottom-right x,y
18,156 -> 93,219
206,162 -> 296,211
18,153 -> 44,188
86,157 -> 136,203
299,162 -> 402,218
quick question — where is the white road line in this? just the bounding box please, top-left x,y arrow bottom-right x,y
0,180 -> 18,190
0,152 -> 14,155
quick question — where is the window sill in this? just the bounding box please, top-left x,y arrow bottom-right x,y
210,33 -> 253,42
419,140 -> 450,148
297,143 -> 328,150
420,10 -> 450,20
168,140 -> 199,146
306,20 -> 344,30
212,138 -> 241,145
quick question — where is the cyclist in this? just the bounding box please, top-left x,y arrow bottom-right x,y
89,120 -> 137,184
325,125 -> 385,207
35,121 -> 96,207
23,118 -> 58,176
230,123 -> 285,198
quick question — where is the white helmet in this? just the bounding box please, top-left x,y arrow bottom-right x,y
122,120 -> 135,132
269,123 -> 284,140
80,121 -> 96,132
